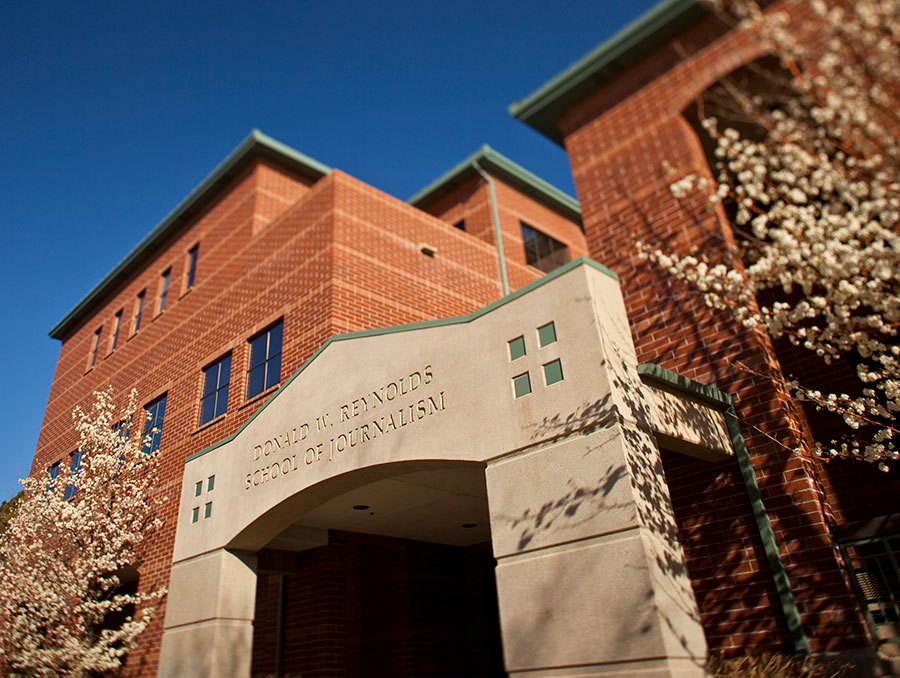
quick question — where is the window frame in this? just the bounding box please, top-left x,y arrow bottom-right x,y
143,394 -> 167,454
184,244 -> 199,292
88,327 -> 102,369
199,353 -> 232,426
246,321 -> 283,400
63,450 -> 82,500
157,268 -> 171,314
109,309 -> 123,352
520,221 -> 569,274
133,290 -> 146,333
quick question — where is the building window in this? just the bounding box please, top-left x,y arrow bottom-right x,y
521,222 -> 568,273
454,219 -> 466,231
158,269 -> 171,313
839,528 -> 900,646
185,245 -> 199,291
247,321 -> 283,399
110,310 -> 122,352
133,290 -> 145,333
199,354 -> 232,425
89,327 -> 102,369
47,460 -> 61,493
143,394 -> 167,454
63,451 -> 82,500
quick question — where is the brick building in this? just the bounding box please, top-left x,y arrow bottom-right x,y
30,0 -> 899,676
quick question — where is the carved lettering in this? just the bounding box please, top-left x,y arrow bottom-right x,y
244,364 -> 444,491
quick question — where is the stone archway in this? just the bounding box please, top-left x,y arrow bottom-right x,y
158,260 -> 732,677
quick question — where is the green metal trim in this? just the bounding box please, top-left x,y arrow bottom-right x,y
472,161 -> 510,296
637,363 -> 732,409
509,0 -> 708,146
185,256 -> 617,463
49,130 -> 332,340
407,144 -> 582,227
638,362 -> 811,655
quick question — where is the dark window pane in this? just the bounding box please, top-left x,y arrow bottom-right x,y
200,395 -> 216,426
249,334 -> 267,370
202,367 -> 217,397
214,382 -> 229,419
186,246 -> 198,288
520,221 -> 569,274
247,365 -> 265,399
269,322 -> 283,357
265,353 -> 281,390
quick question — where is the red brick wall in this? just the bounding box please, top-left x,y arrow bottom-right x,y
32,159 -> 549,675
555,0 -> 885,655
419,172 -> 588,291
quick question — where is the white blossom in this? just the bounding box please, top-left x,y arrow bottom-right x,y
642,0 -> 900,468
0,388 -> 165,675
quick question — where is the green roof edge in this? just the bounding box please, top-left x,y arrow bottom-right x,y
48,130 -> 332,340
186,256 -> 617,463
407,144 -> 582,227
509,0 -> 707,146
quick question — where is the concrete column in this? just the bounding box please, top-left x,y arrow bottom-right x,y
157,549 -> 257,678
486,424 -> 708,677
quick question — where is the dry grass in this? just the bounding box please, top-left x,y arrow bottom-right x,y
709,652 -> 852,678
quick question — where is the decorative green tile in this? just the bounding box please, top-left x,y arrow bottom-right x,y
537,321 -> 557,347
191,507 -> 199,524
513,372 -> 532,398
543,359 -> 564,385
204,502 -> 213,519
194,481 -> 202,497
508,335 -> 526,361
207,475 -> 215,492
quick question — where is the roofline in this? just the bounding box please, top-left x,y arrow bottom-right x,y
508,0 -> 708,146
48,130 -> 331,340
407,144 -> 582,227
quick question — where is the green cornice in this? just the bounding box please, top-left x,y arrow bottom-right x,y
637,362 -> 732,409
509,0 -> 708,146
407,144 -> 582,227
186,257 -> 617,463
48,130 -> 331,340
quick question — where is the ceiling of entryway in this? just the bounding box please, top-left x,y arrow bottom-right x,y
266,464 -> 492,549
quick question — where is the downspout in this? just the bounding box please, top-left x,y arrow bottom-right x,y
472,162 -> 510,297
637,364 -> 810,655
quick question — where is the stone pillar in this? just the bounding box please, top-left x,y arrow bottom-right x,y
157,549 -> 257,678
486,422 -> 708,677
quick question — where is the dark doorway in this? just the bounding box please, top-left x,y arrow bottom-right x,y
251,530 -> 506,677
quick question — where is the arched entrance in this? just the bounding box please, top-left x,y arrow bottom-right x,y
158,261 -> 726,677
250,462 -> 505,677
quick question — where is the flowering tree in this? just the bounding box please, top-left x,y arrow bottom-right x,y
641,0 -> 900,469
0,388 -> 165,676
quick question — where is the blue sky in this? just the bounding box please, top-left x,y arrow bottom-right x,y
1,0 -> 657,498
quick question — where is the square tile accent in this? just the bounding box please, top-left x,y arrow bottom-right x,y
508,335 -> 526,361
207,475 -> 215,492
194,481 -> 202,497
191,507 -> 199,524
543,359 -> 564,386
204,502 -> 213,519
537,321 -> 557,347
513,372 -> 532,398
